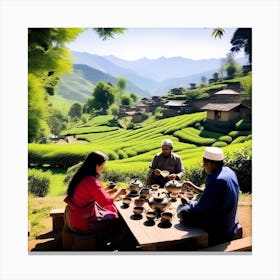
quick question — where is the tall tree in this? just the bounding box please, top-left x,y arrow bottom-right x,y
230,28 -> 252,65
91,81 -> 116,114
212,28 -> 252,65
28,28 -> 125,142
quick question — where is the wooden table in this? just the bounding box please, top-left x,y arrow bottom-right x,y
114,193 -> 208,251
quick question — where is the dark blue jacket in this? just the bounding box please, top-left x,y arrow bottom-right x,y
178,166 -> 239,245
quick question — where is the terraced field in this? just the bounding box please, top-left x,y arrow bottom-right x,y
29,112 -> 252,182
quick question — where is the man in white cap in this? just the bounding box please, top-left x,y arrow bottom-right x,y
146,139 -> 185,187
177,146 -> 240,246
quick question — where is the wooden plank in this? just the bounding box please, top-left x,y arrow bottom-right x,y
49,208 -> 65,217
200,236 -> 252,252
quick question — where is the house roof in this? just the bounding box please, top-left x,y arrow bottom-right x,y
201,103 -> 246,111
214,89 -> 240,95
164,100 -> 188,107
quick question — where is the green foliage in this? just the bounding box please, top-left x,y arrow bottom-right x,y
90,81 -> 116,114
231,136 -> 248,144
212,141 -> 227,147
28,169 -> 50,197
240,72 -> 252,95
68,102 -> 82,119
224,145 -> 252,193
47,108 -> 68,137
235,119 -> 251,131
218,135 -> 232,143
28,74 -> 50,143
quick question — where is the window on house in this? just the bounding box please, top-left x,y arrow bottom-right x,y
214,110 -> 221,120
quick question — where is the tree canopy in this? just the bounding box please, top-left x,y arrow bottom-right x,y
28,28 -> 125,143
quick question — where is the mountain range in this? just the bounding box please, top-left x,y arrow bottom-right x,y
56,51 -> 247,102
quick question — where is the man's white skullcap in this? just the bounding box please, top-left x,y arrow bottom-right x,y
203,147 -> 224,161
161,139 -> 173,148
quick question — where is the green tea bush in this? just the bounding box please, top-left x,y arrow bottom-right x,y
212,141 -> 227,147
218,135 -> 232,143
174,128 -> 216,146
225,146 -> 252,193
231,136 -> 248,144
235,119 -> 252,131
43,151 -> 86,168
184,165 -> 207,187
117,149 -> 128,159
28,169 -> 50,197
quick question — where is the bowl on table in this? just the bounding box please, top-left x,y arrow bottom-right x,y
146,211 -> 157,221
133,206 -> 144,215
122,196 -> 132,207
134,198 -> 146,207
169,193 -> 178,201
161,211 -> 173,223
160,170 -> 170,178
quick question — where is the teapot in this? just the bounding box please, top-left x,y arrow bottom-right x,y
139,187 -> 152,199
148,192 -> 171,212
129,179 -> 143,194
165,179 -> 182,194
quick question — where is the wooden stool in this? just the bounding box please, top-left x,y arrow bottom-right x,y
62,225 -> 97,251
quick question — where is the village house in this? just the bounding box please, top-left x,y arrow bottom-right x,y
162,99 -> 190,117
200,103 -> 251,123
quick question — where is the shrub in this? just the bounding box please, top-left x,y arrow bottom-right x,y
225,147 -> 252,193
231,136 -> 248,144
218,135 -> 232,143
28,169 -> 50,197
184,165 -> 207,187
212,141 -> 227,147
235,119 -> 251,131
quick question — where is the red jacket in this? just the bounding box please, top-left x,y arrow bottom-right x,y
64,176 -> 118,231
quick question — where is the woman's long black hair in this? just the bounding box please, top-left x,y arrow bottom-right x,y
66,151 -> 108,198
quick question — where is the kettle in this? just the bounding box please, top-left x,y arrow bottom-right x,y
129,179 -> 143,193
165,179 -> 182,194
148,192 -> 171,212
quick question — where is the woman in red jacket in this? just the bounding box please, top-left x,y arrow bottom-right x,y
64,151 -> 130,249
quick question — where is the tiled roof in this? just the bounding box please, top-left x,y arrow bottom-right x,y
214,89 -> 240,95
164,100 -> 188,107
201,103 -> 242,111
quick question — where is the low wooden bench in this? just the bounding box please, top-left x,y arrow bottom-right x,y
49,208 -> 65,232
200,236 -> 252,252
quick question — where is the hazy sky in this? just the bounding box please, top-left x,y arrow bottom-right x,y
66,27 -> 243,61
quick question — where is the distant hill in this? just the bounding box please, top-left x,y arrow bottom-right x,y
56,52 -> 248,103
56,64 -> 151,102
71,51 -> 247,95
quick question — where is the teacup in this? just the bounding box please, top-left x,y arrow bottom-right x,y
134,198 -> 145,207
161,211 -> 173,223
122,196 -> 132,206
146,211 -> 157,221
133,206 -> 144,215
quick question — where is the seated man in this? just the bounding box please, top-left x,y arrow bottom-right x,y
146,139 -> 185,187
177,147 -> 240,246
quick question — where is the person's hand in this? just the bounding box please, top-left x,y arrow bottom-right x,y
119,188 -> 127,196
181,196 -> 189,205
107,188 -> 118,194
168,174 -> 176,180
154,169 -> 161,176
182,181 -> 195,191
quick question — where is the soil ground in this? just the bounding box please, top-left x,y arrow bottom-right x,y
28,195 -> 251,252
